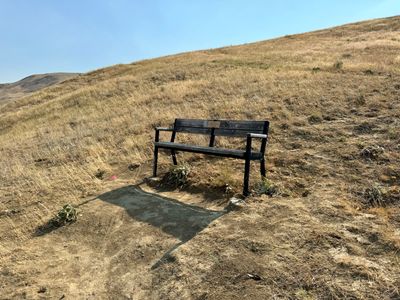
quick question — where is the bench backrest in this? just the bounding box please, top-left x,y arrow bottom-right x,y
172,119 -> 269,151
173,119 -> 269,137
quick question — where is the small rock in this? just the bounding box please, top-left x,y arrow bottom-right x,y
145,177 -> 162,188
246,273 -> 262,281
128,163 -> 140,171
0,209 -> 20,217
38,286 -> 47,293
226,197 -> 246,211
356,236 -> 371,245
146,177 -> 161,184
362,213 -> 376,219
224,184 -> 233,195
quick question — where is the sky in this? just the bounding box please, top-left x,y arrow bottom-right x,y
0,0 -> 399,83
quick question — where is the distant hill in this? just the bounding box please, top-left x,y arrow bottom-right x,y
0,72 -> 79,103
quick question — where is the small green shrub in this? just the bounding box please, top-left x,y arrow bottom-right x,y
175,72 -> 186,81
255,179 -> 279,196
308,114 -> 322,124
52,204 -> 77,226
387,128 -> 400,140
363,185 -> 383,207
362,185 -> 399,207
354,95 -> 366,105
354,122 -> 375,134
95,169 -> 106,180
164,164 -> 190,187
333,61 -> 343,70
360,145 -> 384,160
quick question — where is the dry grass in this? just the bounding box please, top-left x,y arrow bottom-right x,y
0,16 -> 400,299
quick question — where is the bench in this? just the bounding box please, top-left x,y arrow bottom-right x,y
153,119 -> 270,196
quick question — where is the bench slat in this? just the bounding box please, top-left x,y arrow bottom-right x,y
175,127 -> 212,135
155,142 -> 263,160
174,127 -> 265,137
215,128 -> 264,136
174,119 -> 268,137
175,119 -> 266,130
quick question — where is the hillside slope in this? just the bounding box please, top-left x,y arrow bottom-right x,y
0,72 -> 79,104
0,16 -> 399,299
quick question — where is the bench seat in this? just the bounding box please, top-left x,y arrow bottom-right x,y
155,142 -> 263,160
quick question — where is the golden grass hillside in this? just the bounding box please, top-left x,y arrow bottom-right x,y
0,16 -> 399,299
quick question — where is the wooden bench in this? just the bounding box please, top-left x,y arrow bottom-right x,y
153,119 -> 270,196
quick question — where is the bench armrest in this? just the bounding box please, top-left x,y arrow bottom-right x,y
155,127 -> 174,132
155,127 -> 174,143
246,133 -> 269,155
247,133 -> 267,139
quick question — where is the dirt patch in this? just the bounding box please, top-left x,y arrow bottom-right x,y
0,186 -> 226,299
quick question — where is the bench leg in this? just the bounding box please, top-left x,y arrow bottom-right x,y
243,158 -> 251,196
171,150 -> 177,165
153,146 -> 159,177
260,158 -> 266,179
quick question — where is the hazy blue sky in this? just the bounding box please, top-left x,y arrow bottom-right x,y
1,0 -> 399,82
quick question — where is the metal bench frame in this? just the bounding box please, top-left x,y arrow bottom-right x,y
153,119 -> 270,196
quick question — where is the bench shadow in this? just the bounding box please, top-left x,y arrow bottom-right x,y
96,185 -> 226,269
147,181 -> 229,205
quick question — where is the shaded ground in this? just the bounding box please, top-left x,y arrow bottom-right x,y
0,185 -> 227,299
98,186 -> 224,243
98,186 -> 225,268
